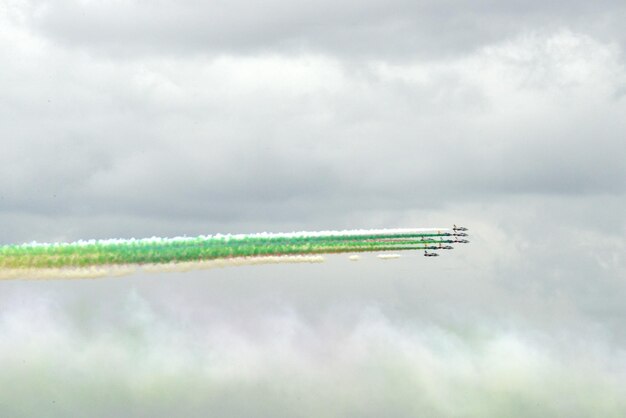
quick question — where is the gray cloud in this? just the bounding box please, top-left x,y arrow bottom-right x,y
1,25 -> 625,243
19,0 -> 626,59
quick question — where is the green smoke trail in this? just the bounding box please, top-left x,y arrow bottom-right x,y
0,228 -> 458,278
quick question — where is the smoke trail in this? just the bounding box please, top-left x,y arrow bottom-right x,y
0,227 -> 466,279
0,256 -> 325,280
140,255 -> 325,273
377,254 -> 401,259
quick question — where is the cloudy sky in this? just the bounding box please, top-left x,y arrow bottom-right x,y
1,0 -> 626,416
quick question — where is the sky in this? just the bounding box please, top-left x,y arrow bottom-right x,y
1,0 -> 626,416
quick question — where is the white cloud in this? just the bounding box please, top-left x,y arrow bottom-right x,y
1,289 -> 625,417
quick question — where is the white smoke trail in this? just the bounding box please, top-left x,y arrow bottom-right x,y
0,255 -> 325,280
5,228 -> 451,249
377,254 -> 402,259
0,266 -> 137,280
140,255 -> 325,273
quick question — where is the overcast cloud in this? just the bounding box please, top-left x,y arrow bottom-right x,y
1,0 -> 625,416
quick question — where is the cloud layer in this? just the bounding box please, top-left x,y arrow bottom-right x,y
2,266 -> 626,418
1,14 -> 625,241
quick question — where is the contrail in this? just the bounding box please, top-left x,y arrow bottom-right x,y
0,227 -> 468,279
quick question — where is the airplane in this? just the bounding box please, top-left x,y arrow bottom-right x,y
453,224 -> 468,231
454,239 -> 470,244
438,244 -> 454,250
424,251 -> 439,257
452,232 -> 468,237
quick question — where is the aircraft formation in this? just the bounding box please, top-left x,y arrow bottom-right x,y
418,225 -> 470,258
0,226 -> 470,279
